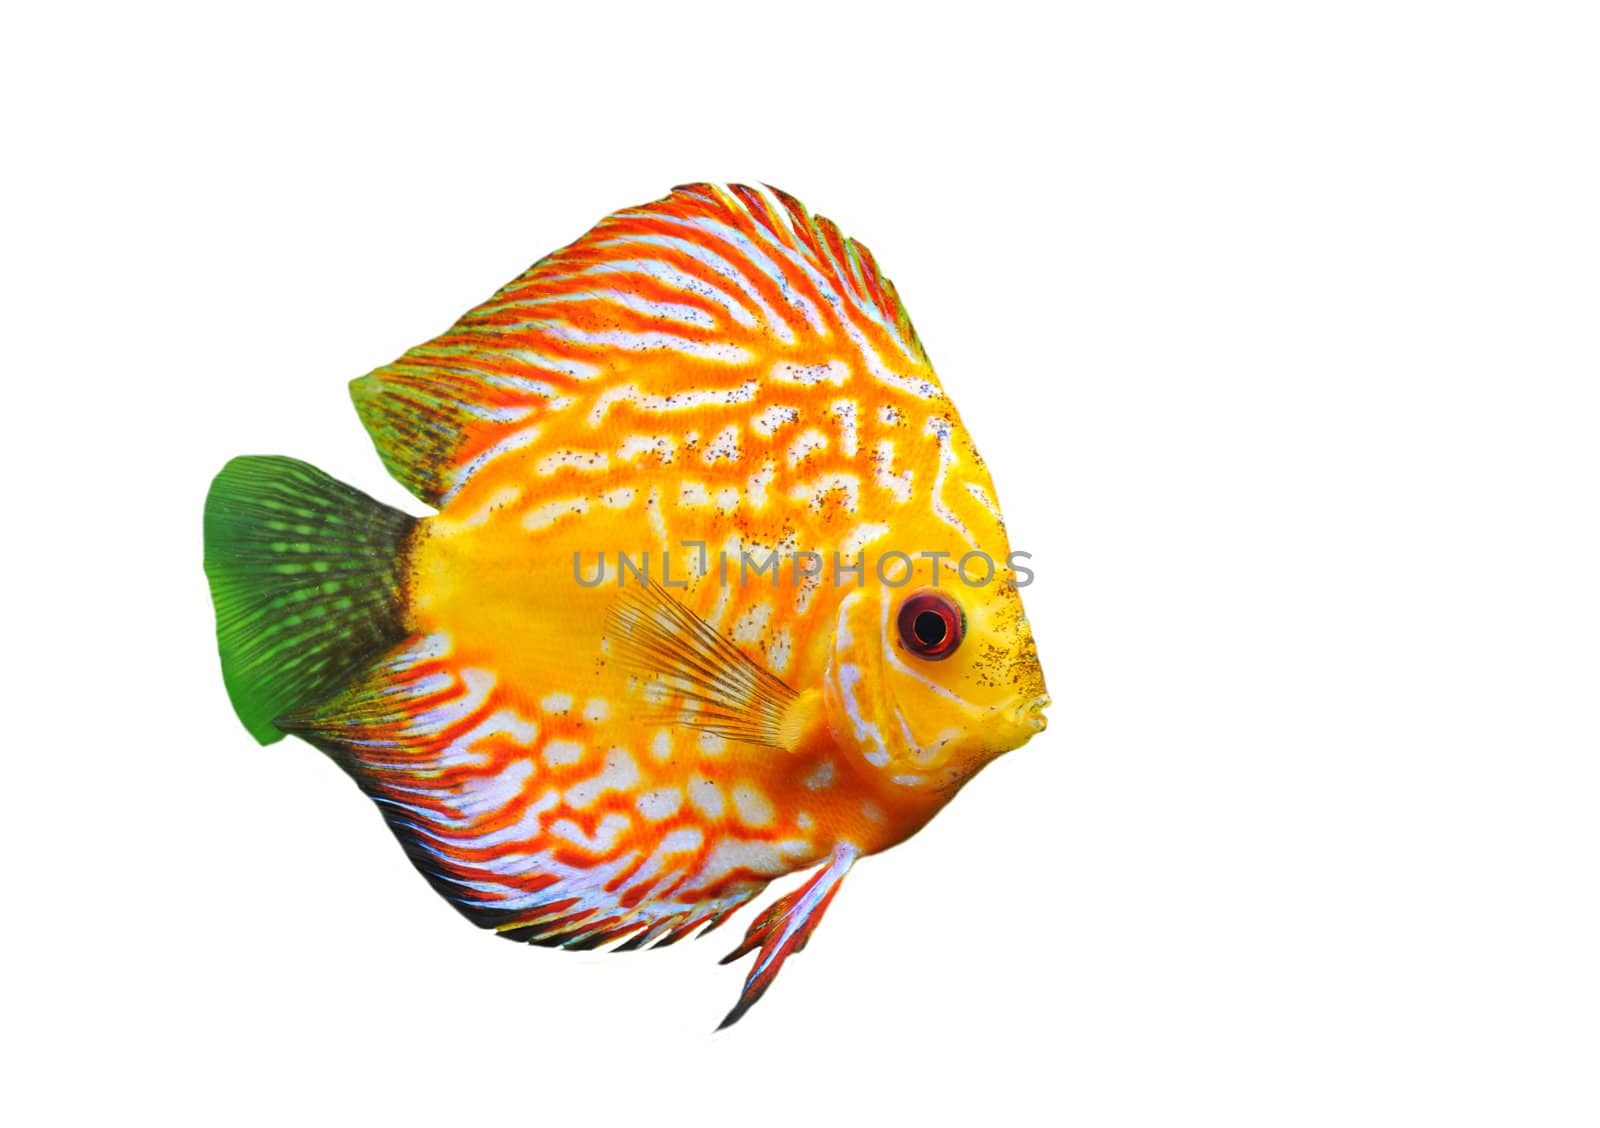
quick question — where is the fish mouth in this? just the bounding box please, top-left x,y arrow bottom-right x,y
1011,692 -> 1051,733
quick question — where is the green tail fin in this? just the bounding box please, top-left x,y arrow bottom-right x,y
203,456 -> 416,745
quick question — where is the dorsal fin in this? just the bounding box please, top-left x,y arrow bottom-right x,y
350,183 -> 941,507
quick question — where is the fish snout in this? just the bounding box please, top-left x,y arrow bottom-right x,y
1012,692 -> 1050,733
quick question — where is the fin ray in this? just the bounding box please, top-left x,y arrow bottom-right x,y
717,847 -> 856,1029
606,580 -> 797,748
203,456 -> 415,744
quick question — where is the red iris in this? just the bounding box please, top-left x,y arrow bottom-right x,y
896,590 -> 965,661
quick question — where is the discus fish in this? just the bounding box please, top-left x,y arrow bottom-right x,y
203,183 -> 1049,1027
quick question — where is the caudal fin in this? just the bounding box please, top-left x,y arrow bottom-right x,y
203,456 -> 416,745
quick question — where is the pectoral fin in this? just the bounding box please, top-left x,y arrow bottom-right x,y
607,580 -> 798,748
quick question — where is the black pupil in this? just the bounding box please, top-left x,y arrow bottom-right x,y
913,610 -> 948,648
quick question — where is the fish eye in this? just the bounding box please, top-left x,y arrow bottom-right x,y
896,590 -> 965,661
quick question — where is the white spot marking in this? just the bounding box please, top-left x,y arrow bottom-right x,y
731,784 -> 776,828
542,739 -> 586,767
503,350 -> 601,381
437,709 -> 539,769
688,778 -> 725,819
590,381 -> 759,427
590,235 -> 783,333
789,471 -> 859,514
453,789 -> 560,850
787,428 -> 829,468
457,485 -> 521,528
703,424 -> 741,464
617,434 -> 677,464
549,813 -> 631,854
838,521 -> 891,563
523,495 -> 589,531
837,663 -> 888,766
731,601 -> 772,643
831,399 -> 858,457
747,460 -> 776,510
455,759 -> 534,819
441,426 -> 543,505
965,481 -> 1003,520
411,668 -> 494,735
565,749 -> 640,809
872,439 -> 913,503
647,486 -> 667,545
658,826 -> 704,854
577,258 -> 753,328
752,404 -> 799,437
925,415 -> 971,536
768,627 -> 792,675
552,325 -> 751,365
698,838 -> 786,880
636,788 -> 684,820
770,359 -> 850,386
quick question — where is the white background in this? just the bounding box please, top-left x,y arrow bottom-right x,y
4,3 -> 1596,1125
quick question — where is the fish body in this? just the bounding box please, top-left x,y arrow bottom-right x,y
204,184 -> 1048,1026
